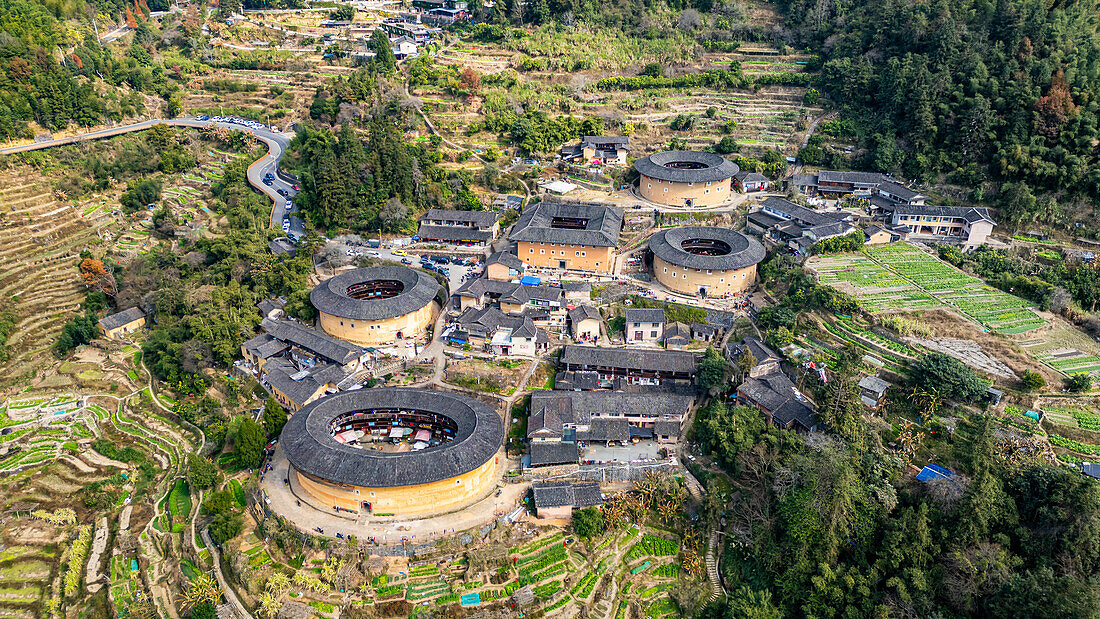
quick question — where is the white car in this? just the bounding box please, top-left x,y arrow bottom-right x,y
282,222 -> 291,232
368,250 -> 381,257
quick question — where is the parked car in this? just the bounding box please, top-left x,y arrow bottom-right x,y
392,249 -> 408,256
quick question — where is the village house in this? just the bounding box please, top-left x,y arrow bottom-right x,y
568,305 -> 602,343
733,170 -> 770,193
881,203 -> 996,248
663,322 -> 691,349
560,136 -> 630,166
556,344 -> 699,389
531,482 -> 603,518
747,197 -> 857,255
484,251 -> 526,281
508,200 -> 623,274
416,209 -> 500,246
97,307 -> 146,340
730,338 -> 818,432
858,375 -> 891,408
447,306 -> 549,357
624,308 -> 666,345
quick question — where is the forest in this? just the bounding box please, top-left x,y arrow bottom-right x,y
777,0 -> 1100,213
695,257 -> 1100,618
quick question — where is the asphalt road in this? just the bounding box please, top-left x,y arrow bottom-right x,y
0,116 -> 297,232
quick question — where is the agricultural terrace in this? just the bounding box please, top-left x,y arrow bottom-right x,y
0,387 -> 196,619
1026,399 -> 1100,464
1018,322 -> 1100,379
235,474 -> 707,617
809,243 -> 1046,334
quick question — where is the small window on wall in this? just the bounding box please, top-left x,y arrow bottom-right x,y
456,479 -> 462,485
369,491 -> 375,497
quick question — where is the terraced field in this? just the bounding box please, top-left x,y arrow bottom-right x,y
809,243 -> 1047,334
1018,322 -> 1100,378
0,173 -> 113,377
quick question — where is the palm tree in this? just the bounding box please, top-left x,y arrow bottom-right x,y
182,573 -> 221,610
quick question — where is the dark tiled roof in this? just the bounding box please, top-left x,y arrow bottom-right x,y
454,306 -> 546,342
509,200 -> 623,247
261,318 -> 366,366
817,170 -> 886,185
529,441 -> 580,466
806,222 -> 856,239
561,281 -> 591,294
790,173 -> 818,187
581,136 -> 629,148
654,419 -> 681,437
420,209 -> 499,228
733,171 -> 768,183
487,251 -> 524,270
690,323 -> 719,338
664,322 -> 691,343
416,224 -> 493,242
528,391 -> 692,437
310,266 -> 440,321
760,197 -> 853,227
624,308 -> 665,324
264,358 -> 344,409
560,345 -> 698,374
579,418 -> 630,442
98,307 -> 145,330
634,150 -> 739,183
268,238 -> 297,257
746,211 -> 785,229
876,180 -> 924,202
738,370 -> 816,431
553,370 -> 601,390
858,375 -> 891,395
649,226 -> 766,271
532,481 -> 602,508
569,305 -> 601,323
281,388 -> 503,487
742,337 -> 781,365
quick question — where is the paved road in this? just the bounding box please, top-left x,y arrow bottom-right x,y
0,116 -> 297,231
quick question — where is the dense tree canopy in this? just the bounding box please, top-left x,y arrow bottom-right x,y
778,0 -> 1100,207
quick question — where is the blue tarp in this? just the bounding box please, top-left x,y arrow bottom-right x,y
916,463 -> 955,482
1025,410 -> 1041,421
460,592 -> 481,607
520,275 -> 541,286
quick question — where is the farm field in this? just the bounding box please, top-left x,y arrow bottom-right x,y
809,243 -> 1046,334
1018,322 -> 1100,379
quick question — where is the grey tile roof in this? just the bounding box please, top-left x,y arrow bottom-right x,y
742,337 -> 781,365
569,305 -> 602,324
654,419 -> 681,437
649,226 -> 766,271
529,442 -> 580,466
817,170 -> 886,186
416,224 -> 493,242
733,171 -> 768,183
455,306 -> 546,342
560,345 -> 698,374
664,322 -> 691,343
760,197 -> 853,227
624,308 -> 665,324
528,390 -> 692,441
310,266 -> 441,321
487,251 -> 524,270
261,318 -> 366,366
420,209 -> 499,228
634,150 -> 739,183
858,375 -> 891,395
281,388 -> 503,487
738,370 -> 816,431
268,238 -> 297,257
790,173 -> 819,187
561,281 -> 591,294
746,211 -> 785,229
876,180 -> 925,202
888,203 -> 996,225
98,307 -> 145,331
264,358 -> 345,409
581,136 -> 629,148
690,323 -> 719,339
509,200 -> 623,247
532,481 -> 602,508
579,418 -> 630,442
553,370 -> 601,390
806,222 -> 857,239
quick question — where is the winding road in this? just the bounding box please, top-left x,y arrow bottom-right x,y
0,116 -> 298,231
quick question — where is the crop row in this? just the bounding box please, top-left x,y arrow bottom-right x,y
628,535 -> 679,559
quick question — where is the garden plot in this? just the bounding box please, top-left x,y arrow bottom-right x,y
807,254 -> 941,312
1019,322 -> 1100,378
850,244 -> 1047,334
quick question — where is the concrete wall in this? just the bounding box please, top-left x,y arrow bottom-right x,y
317,301 -> 437,346
573,317 -> 601,341
639,174 -> 732,207
517,242 -> 614,274
295,454 -> 498,517
486,262 -> 519,281
653,255 -> 757,296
